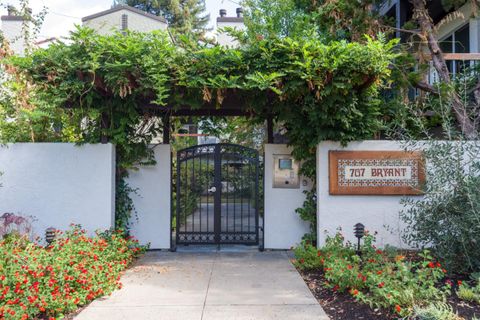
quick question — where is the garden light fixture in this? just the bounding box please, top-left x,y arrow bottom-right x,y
45,227 -> 56,245
354,223 -> 365,255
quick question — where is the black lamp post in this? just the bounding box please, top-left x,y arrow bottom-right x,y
45,227 -> 56,245
354,223 -> 365,255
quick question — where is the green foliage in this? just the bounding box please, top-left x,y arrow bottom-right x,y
400,141 -> 480,274
115,177 -> 139,231
457,277 -> 480,304
293,231 -> 451,317
242,0 -> 316,39
12,27 -> 396,155
7,26 -> 395,230
199,117 -> 265,151
413,303 -> 463,320
293,240 -> 323,270
294,0 -> 389,42
295,189 -> 317,243
126,0 -> 209,38
0,1 -> 59,143
0,225 -> 145,319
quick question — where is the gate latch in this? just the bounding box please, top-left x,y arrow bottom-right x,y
208,186 -> 217,193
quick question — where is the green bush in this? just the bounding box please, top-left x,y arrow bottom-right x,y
293,240 -> 323,270
401,141 -> 480,274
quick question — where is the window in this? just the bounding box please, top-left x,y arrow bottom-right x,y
439,24 -> 470,75
121,14 -> 128,34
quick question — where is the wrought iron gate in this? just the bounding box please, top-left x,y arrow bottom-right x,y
175,143 -> 260,246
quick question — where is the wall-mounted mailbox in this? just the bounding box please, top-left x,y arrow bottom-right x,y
273,154 -> 300,188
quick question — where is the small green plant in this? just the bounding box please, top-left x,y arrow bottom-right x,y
292,240 -> 323,270
413,303 -> 463,320
456,278 -> 480,304
295,189 -> 317,244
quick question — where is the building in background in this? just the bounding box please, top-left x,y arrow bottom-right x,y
1,7 -> 29,55
381,0 -> 480,82
216,8 -> 245,47
82,4 -> 167,35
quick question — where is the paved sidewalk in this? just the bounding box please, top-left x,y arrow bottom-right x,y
75,250 -> 329,320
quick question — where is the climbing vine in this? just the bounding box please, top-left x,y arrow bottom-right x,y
5,27 -> 397,230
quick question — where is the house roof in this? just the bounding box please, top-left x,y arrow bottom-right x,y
81,4 -> 167,24
1,15 -> 25,21
216,17 -> 244,23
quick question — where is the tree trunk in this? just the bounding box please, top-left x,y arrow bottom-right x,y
412,0 -> 477,137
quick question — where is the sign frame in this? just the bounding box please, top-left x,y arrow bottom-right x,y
329,150 -> 425,195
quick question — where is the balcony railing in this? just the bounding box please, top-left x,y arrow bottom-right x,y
428,53 -> 480,84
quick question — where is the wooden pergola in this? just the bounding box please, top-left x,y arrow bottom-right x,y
99,90 -> 275,144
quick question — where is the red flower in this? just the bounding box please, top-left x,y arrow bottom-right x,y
427,262 -> 435,268
378,282 -> 385,288
347,265 -> 353,270
395,305 -> 401,313
457,280 -> 463,286
351,289 -> 359,296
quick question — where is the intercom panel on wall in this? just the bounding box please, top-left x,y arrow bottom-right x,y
272,154 -> 300,188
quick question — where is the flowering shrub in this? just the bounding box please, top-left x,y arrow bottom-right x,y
0,225 -> 145,319
292,241 -> 323,270
293,231 -> 450,317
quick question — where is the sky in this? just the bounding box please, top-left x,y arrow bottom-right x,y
0,0 -> 240,41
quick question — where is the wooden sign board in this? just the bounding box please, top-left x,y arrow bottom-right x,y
329,151 -> 425,195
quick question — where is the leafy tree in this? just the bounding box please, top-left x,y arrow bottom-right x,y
198,117 -> 265,151
0,1 -> 57,143
295,0 -> 387,42
410,0 -> 477,138
125,0 -> 210,38
294,0 -> 479,138
242,0 -> 315,39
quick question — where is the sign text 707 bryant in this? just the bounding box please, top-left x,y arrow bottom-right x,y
329,151 -> 425,195
344,166 -> 412,180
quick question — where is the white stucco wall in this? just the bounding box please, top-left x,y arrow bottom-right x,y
264,144 -> 311,249
83,9 -> 167,35
127,145 -> 171,249
317,141 -> 418,248
0,143 -> 115,238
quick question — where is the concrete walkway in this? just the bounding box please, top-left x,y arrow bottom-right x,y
75,250 -> 329,320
